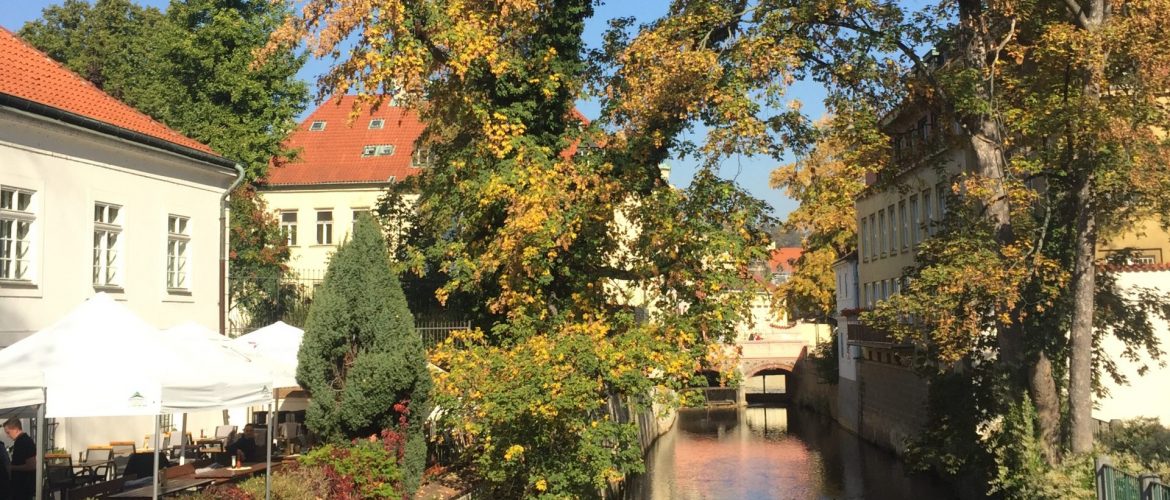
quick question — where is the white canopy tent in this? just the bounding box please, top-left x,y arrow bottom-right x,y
0,294 -> 275,499
228,321 -> 303,389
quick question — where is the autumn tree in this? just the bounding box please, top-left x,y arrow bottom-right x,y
770,110 -> 885,317
267,0 -> 772,496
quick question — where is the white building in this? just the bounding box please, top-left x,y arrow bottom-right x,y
259,95 -> 426,274
0,28 -> 240,453
1095,266 -> 1170,424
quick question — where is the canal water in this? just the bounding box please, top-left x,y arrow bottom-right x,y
624,405 -> 958,499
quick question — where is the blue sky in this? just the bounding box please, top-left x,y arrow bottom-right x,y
2,0 -> 824,219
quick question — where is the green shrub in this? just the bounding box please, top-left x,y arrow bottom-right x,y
300,428 -> 409,499
297,214 -> 432,494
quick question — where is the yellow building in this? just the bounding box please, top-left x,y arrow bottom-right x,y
854,105 -> 968,308
1098,219 -> 1170,265
260,96 -> 426,273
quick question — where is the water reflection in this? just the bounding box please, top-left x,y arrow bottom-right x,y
626,406 -> 956,500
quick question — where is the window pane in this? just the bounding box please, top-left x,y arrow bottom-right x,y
95,205 -> 104,222
0,189 -> 11,209
282,212 -> 297,222
17,192 -> 31,211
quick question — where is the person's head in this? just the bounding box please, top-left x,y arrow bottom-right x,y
243,424 -> 254,434
4,418 -> 23,439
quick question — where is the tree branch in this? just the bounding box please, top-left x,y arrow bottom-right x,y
1064,0 -> 1093,29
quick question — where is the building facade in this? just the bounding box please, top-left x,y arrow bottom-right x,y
259,96 -> 426,274
0,28 -> 239,456
0,28 -> 238,347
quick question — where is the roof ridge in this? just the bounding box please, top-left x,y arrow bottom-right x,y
0,27 -> 220,157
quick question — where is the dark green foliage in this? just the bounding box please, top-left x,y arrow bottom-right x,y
297,215 -> 432,496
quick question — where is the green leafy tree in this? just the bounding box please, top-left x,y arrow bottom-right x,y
268,1 -> 773,496
296,215 -> 432,496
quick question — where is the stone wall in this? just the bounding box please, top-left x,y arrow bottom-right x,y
790,356 -> 839,420
855,360 -> 929,454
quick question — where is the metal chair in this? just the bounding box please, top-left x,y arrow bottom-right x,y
82,447 -> 114,484
109,441 -> 136,477
277,422 -> 302,454
45,456 -> 77,496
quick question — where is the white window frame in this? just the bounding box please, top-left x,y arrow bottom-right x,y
309,120 -> 326,131
887,204 -> 897,256
868,214 -> 877,260
922,189 -> 933,235
411,146 -> 432,168
899,200 -> 908,251
93,202 -> 123,288
0,186 -> 36,282
878,209 -> 886,257
351,208 -> 370,234
859,217 -> 868,262
166,215 -> 191,290
909,195 -> 920,246
316,210 -> 333,245
280,211 -> 298,246
369,118 -> 384,130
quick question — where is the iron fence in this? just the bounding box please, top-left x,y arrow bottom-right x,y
1097,456 -> 1170,500
416,320 -> 472,349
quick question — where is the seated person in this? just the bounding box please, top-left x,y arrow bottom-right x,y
225,424 -> 260,463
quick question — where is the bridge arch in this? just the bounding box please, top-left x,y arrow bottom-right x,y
741,361 -> 794,379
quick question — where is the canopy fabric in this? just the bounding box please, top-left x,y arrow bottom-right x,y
229,321 -> 304,388
0,294 -> 273,416
0,293 -> 166,414
159,322 -> 277,410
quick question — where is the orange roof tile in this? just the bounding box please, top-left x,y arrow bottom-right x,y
265,95 -> 426,186
267,96 -> 592,186
0,28 -> 219,157
769,247 -> 803,274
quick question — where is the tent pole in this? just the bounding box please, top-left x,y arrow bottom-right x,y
178,413 -> 188,465
35,391 -> 45,500
265,401 -> 273,500
153,414 -> 161,500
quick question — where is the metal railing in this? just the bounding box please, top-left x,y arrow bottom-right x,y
1097,456 -> 1170,500
416,320 -> 471,349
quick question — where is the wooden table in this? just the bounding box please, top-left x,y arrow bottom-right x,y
195,462 -> 268,482
108,477 -> 214,498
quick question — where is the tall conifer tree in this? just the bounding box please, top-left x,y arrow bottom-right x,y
297,215 -> 432,495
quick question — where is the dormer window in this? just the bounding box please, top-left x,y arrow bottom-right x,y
411,147 -> 432,168
309,120 -> 326,131
369,119 -> 384,130
361,144 -> 396,157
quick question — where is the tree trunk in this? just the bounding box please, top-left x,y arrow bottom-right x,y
1068,176 -> 1097,454
1029,351 -> 1062,464
1064,0 -> 1106,456
958,0 -> 1064,461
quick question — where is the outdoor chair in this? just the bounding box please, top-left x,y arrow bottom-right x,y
45,457 -> 77,496
169,432 -> 196,460
277,422 -> 301,454
82,447 -> 114,484
109,441 -> 135,477
214,425 -> 237,446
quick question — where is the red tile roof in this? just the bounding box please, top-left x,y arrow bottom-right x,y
769,247 -> 803,274
0,28 -> 218,156
265,95 -> 426,186
267,96 -> 592,186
